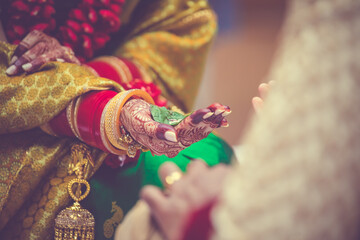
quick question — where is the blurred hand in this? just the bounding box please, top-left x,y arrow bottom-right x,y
252,80 -> 275,114
141,161 -> 230,240
6,30 -> 80,75
120,99 -> 231,158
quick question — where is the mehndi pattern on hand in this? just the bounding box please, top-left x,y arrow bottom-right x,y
120,99 -> 231,158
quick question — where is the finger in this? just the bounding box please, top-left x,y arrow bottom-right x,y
155,124 -> 178,143
259,83 -> 270,99
269,80 -> 276,86
6,42 -> 47,75
208,103 -> 231,115
205,109 -> 225,127
140,185 -> 168,214
11,30 -> 44,64
158,162 -> 182,186
186,159 -> 208,174
61,46 -> 81,65
23,52 -> 58,73
142,120 -> 178,143
189,108 -> 212,124
220,118 -> 229,127
252,96 -> 263,114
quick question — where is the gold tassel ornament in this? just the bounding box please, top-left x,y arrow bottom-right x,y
55,144 -> 96,240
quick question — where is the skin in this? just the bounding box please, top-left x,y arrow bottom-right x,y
252,80 -> 274,114
120,99 -> 231,158
6,30 -> 80,75
140,161 -> 230,240
130,83 -> 272,240
6,30 -> 231,157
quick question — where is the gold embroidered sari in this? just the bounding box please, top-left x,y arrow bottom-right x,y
0,0 -> 218,238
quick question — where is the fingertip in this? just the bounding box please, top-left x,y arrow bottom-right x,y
259,83 -> 270,99
158,162 -> 182,181
187,159 -> 208,173
252,97 -> 263,113
165,130 -> 177,143
268,80 -> 276,86
140,185 -> 159,199
156,124 -> 177,142
222,110 -> 231,117
6,65 -> 17,75
22,63 -> 32,72
208,103 -> 222,112
220,118 -> 229,127
190,108 -> 211,124
258,83 -> 268,90
140,185 -> 167,210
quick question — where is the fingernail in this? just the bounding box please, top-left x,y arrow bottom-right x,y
203,112 -> 213,119
56,58 -> 65,62
164,131 -> 177,143
10,56 -> 18,65
222,110 -> 232,117
6,65 -> 16,75
222,122 -> 229,128
22,63 -> 32,71
215,109 -> 225,115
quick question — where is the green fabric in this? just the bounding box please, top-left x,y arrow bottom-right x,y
83,133 -> 233,239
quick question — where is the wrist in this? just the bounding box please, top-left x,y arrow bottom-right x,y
103,89 -> 154,156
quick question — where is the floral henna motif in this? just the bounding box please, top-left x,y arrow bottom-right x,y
120,99 -> 231,158
175,103 -> 231,147
6,30 -> 80,75
120,99 -> 179,157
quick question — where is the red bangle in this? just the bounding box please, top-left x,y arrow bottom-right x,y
118,58 -> 142,79
93,91 -> 117,152
48,108 -> 74,137
85,61 -> 123,84
76,90 -> 117,150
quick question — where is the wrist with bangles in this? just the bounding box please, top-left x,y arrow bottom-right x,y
102,89 -> 154,157
41,89 -> 154,158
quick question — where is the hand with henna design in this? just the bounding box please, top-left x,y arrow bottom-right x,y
6,30 -> 80,75
120,99 -> 231,158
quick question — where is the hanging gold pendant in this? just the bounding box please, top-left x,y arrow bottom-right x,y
54,144 -> 95,240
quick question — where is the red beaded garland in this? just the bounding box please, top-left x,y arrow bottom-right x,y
4,0 -> 125,61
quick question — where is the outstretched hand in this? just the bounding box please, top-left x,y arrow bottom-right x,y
120,99 -> 231,158
6,30 -> 80,75
140,161 -> 229,240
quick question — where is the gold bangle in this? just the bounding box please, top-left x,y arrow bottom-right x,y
66,99 -> 82,139
100,99 -> 127,155
104,89 -> 154,151
73,96 -> 83,141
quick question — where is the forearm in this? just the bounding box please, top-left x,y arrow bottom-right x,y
0,41 -> 124,134
42,89 -> 154,157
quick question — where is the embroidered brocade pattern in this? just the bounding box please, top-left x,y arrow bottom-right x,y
103,202 -> 124,239
0,0 -> 217,238
0,42 -> 118,239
